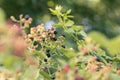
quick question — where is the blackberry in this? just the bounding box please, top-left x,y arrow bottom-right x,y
61,45 -> 66,48
24,15 -> 30,20
44,58 -> 47,62
48,32 -> 51,35
46,49 -> 50,53
46,53 -> 51,58
50,37 -> 57,41
54,31 -> 57,34
53,37 -> 57,41
51,76 -> 55,79
42,38 -> 45,42
96,57 -> 101,62
33,41 -> 38,46
29,37 -> 34,41
62,34 -> 65,37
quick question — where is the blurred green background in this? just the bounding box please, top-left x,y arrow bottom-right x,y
0,0 -> 120,55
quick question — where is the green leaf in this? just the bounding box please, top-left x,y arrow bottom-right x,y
39,71 -> 51,80
62,49 -> 76,58
66,9 -> 71,14
113,57 -> 120,62
65,28 -> 75,33
65,20 -> 74,27
79,30 -> 87,37
92,51 -> 108,65
34,51 -> 46,59
67,15 -> 74,18
49,8 -> 57,15
52,22 -> 64,28
72,25 -> 83,31
22,67 -> 40,80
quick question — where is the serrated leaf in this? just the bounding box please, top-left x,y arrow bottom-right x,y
65,20 -> 74,27
40,71 -> 51,80
72,25 -> 83,31
61,49 -> 76,58
66,9 -> 71,14
52,24 -> 60,28
57,58 -> 67,66
22,67 -> 39,80
65,28 -> 75,33
34,51 -> 45,59
113,57 -> 120,62
79,30 -> 87,37
67,15 -> 74,18
92,51 -> 108,65
49,8 -> 57,15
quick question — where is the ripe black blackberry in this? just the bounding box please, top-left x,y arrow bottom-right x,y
46,49 -> 50,53
44,58 -> 47,62
53,37 -> 57,41
62,34 -> 65,37
46,53 -> 51,58
42,38 -> 45,42
51,76 -> 55,79
48,32 -> 51,35
61,45 -> 66,48
33,41 -> 38,46
50,37 -> 57,41
54,31 -> 57,34
96,57 -> 101,62
29,37 -> 34,41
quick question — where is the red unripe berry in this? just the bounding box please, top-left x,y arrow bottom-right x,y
81,48 -> 88,54
62,64 -> 70,73
117,70 -> 120,74
75,76 -> 84,80
28,18 -> 33,23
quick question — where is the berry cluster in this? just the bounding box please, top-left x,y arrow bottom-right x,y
24,23 -> 66,53
11,15 -> 67,75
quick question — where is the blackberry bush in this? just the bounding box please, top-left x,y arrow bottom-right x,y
0,5 -> 120,80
